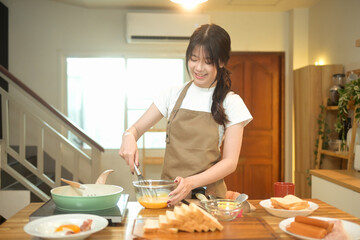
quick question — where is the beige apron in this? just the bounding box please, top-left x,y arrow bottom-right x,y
161,81 -> 227,198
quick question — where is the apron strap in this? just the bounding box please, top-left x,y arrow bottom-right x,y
166,81 -> 193,144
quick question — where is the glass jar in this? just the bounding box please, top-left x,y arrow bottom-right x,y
329,73 -> 346,105
332,73 -> 346,87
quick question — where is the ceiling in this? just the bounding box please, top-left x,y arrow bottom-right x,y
50,0 -> 321,12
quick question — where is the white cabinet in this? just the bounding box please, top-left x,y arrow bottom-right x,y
311,170 -> 360,218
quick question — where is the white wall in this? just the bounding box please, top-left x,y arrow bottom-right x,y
308,0 -> 360,72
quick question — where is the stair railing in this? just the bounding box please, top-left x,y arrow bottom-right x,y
0,65 -> 104,201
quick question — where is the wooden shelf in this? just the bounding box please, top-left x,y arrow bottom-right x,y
316,100 -> 357,170
319,149 -> 349,159
326,105 -> 338,110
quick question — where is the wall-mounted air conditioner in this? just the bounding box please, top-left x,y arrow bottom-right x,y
126,13 -> 210,43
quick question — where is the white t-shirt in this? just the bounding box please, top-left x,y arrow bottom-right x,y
153,82 -> 253,147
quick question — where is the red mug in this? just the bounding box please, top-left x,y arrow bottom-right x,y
274,182 -> 295,197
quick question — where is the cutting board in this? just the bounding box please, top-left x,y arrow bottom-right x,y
132,216 -> 280,239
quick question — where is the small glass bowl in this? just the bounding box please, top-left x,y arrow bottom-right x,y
202,199 -> 243,221
132,180 -> 177,209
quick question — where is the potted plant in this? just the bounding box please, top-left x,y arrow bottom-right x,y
335,77 -> 360,144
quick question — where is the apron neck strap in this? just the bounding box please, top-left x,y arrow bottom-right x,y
169,81 -> 193,120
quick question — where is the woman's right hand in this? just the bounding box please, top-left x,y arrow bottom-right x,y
118,104 -> 164,174
119,131 -> 139,174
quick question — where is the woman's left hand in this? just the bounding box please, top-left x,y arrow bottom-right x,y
167,176 -> 193,206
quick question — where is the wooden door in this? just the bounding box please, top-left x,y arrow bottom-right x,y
224,52 -> 284,199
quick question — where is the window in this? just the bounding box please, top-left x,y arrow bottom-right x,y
67,57 -> 184,149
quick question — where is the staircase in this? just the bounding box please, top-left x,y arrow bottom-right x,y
0,65 -> 104,202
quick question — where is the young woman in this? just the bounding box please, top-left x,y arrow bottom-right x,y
119,24 -> 252,205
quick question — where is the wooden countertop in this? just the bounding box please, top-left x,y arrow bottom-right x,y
310,169 -> 360,193
0,199 -> 359,239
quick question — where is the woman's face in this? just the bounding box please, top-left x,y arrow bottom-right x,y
188,45 -> 218,88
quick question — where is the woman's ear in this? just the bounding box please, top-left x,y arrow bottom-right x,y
219,61 -> 225,68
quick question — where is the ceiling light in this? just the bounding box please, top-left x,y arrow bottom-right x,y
170,0 -> 208,10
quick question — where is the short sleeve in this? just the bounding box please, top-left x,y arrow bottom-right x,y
153,88 -> 171,118
153,84 -> 185,118
224,92 -> 253,128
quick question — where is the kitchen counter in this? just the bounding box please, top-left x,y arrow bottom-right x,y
310,169 -> 360,218
310,169 -> 360,193
0,199 -> 359,239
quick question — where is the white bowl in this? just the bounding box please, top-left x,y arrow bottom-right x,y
260,199 -> 318,218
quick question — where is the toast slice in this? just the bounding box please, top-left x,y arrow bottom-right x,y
166,210 -> 182,226
271,194 -> 309,210
143,219 -> 160,233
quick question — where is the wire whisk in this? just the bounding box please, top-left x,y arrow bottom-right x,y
134,164 -> 157,198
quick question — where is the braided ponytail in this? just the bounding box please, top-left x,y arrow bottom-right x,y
212,67 -> 231,127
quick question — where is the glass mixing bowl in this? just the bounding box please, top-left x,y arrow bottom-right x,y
132,180 -> 177,209
202,199 -> 243,221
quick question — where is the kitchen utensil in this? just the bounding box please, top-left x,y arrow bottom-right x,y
235,193 -> 248,203
51,184 -> 123,211
133,180 -> 177,209
60,178 -> 96,197
195,193 -> 208,202
133,164 -> 155,197
234,193 -> 251,212
202,199 -> 243,221
95,169 -> 114,184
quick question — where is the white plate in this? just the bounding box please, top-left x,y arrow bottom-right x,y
260,199 -> 318,218
24,214 -> 108,240
279,216 -> 360,240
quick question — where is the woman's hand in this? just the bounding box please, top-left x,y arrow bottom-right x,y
118,131 -> 139,174
167,176 -> 194,206
118,104 -> 164,174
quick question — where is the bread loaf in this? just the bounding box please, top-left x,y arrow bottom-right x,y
142,203 -> 223,234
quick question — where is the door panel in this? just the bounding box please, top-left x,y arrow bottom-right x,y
225,53 -> 283,199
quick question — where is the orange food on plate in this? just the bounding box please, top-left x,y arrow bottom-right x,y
54,219 -> 93,235
55,224 -> 81,234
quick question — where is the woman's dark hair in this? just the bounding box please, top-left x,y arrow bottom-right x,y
185,24 -> 231,127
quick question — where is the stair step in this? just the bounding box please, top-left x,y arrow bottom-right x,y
1,172 -> 53,202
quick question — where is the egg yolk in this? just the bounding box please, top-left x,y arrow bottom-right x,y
138,192 -> 169,209
55,224 -> 81,233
